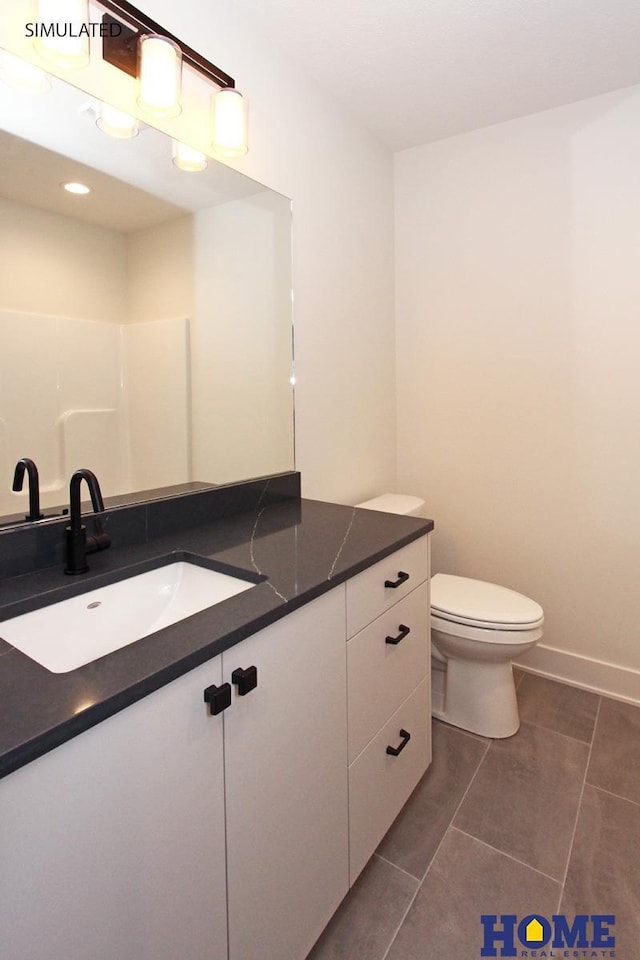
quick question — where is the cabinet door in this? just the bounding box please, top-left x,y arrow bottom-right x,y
0,658 -> 228,960
223,586 -> 349,960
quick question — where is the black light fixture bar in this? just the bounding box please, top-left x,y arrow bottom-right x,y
99,0 -> 235,89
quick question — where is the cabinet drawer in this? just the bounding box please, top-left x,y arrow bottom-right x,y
348,582 -> 429,763
346,537 -> 429,637
348,678 -> 430,886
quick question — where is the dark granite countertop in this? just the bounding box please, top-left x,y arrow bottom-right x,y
0,497 -> 433,779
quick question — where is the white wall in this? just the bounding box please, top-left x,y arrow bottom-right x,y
127,216 -> 194,326
395,85 -> 640,697
142,0 -> 397,504
0,196 -> 127,321
192,193 -> 294,484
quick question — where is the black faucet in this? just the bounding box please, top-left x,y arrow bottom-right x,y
12,458 -> 44,522
65,468 -> 111,575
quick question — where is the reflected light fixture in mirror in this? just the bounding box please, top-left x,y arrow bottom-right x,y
33,0 -> 90,70
137,34 -> 182,119
96,101 -> 139,138
0,48 -> 51,95
172,140 -> 208,172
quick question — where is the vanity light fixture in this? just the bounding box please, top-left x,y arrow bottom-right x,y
33,0 -> 90,70
0,48 -> 52,95
212,87 -> 248,158
137,34 -> 182,118
99,1 -> 248,155
96,101 -> 139,138
172,140 -> 208,172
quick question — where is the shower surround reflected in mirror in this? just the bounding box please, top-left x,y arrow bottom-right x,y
0,77 -> 294,524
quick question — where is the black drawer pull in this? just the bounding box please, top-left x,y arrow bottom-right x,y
232,665 -> 258,696
204,683 -> 232,716
386,729 -> 411,756
384,571 -> 410,589
385,624 -> 411,645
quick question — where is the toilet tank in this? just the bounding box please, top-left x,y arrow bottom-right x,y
355,494 -> 427,518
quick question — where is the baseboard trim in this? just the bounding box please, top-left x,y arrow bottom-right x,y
517,643 -> 640,706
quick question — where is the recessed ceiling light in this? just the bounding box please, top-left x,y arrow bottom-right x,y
62,181 -> 91,195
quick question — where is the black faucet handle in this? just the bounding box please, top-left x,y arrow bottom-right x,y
88,515 -> 111,553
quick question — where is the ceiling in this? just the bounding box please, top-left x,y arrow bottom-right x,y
228,0 -> 640,149
0,130 -> 186,233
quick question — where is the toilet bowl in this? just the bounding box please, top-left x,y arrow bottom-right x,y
430,574 -> 543,737
355,494 -> 544,739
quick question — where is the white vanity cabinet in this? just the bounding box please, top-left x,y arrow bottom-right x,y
0,585 -> 348,960
0,656 -> 229,960
346,537 -> 431,884
0,534 -> 431,960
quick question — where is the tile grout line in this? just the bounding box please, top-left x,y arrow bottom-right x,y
450,825 -> 561,885
379,735 -> 492,960
556,695 -> 602,913
588,782 -> 640,809
373,852 -> 422,884
518,716 -> 597,747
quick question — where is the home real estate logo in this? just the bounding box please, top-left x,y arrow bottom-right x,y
480,913 -> 616,957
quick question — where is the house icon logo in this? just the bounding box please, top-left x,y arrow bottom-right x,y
524,917 -> 544,943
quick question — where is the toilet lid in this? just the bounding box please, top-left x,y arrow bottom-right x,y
431,574 -> 544,630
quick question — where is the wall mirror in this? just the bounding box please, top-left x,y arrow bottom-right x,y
0,71 -> 294,525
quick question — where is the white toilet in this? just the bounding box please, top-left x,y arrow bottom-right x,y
356,494 -> 544,738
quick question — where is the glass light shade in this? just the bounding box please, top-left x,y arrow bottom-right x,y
137,35 -> 182,118
33,0 -> 90,69
0,49 -> 51,94
97,102 -> 139,139
172,140 -> 208,172
212,88 -> 248,158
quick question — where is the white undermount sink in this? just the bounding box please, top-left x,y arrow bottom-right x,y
0,558 -> 258,674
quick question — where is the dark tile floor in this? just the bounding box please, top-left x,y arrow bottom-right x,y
308,671 -> 640,960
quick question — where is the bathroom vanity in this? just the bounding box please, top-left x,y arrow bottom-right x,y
0,487 -> 433,960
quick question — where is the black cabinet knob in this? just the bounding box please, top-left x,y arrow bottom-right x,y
232,665 -> 258,696
384,571 -> 410,589
204,682 -> 232,715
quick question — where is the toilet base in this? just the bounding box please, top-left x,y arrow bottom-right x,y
431,656 -> 520,738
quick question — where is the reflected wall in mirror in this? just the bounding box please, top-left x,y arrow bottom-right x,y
0,75 -> 294,524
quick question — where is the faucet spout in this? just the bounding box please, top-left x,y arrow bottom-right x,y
12,458 -> 44,522
69,468 -> 105,534
65,469 -> 110,575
